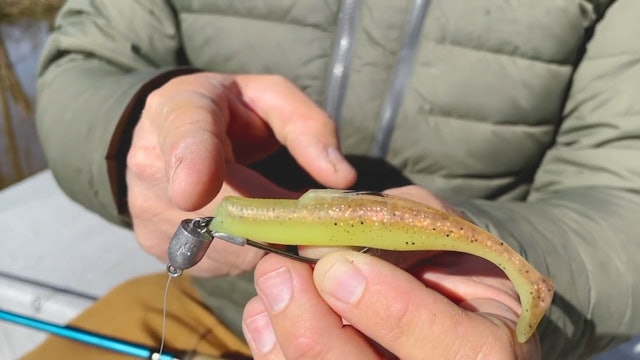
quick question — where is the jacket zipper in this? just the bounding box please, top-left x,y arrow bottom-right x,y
371,0 -> 432,158
323,0 -> 360,128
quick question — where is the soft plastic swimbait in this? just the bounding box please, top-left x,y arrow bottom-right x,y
209,189 -> 554,343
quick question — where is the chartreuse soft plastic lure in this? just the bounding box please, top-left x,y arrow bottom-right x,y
209,189 -> 554,343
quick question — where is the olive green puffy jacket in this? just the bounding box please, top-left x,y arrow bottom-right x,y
37,0 -> 640,358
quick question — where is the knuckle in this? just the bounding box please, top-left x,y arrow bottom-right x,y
208,244 -> 264,276
285,335 -> 326,360
237,248 -> 267,271
205,73 -> 230,92
126,146 -> 162,180
126,146 -> 145,171
145,87 -> 166,113
380,296 -> 413,344
147,76 -> 222,118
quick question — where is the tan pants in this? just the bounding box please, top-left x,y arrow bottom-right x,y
22,273 -> 251,360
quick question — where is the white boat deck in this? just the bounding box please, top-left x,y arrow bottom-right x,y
0,170 -> 163,358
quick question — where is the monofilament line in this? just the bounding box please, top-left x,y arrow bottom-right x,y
158,274 -> 173,357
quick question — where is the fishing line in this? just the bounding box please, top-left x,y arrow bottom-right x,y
158,274 -> 172,356
157,264 -> 182,359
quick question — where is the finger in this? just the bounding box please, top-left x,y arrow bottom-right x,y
147,75 -> 237,210
234,75 -> 357,189
297,245 -> 362,260
192,165 -> 301,277
383,185 -> 464,217
243,297 -> 285,359
222,163 -> 299,199
197,164 -> 297,275
411,252 -> 522,318
246,254 -> 376,359
313,251 -> 533,359
226,93 -> 280,164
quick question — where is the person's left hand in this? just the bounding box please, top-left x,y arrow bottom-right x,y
241,186 -> 542,359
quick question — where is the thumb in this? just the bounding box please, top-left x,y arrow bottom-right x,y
154,77 -> 235,210
234,75 -> 357,189
313,251 -> 533,359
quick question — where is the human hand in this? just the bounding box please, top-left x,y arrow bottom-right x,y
242,186 -> 542,359
126,73 -> 356,276
243,252 -> 540,360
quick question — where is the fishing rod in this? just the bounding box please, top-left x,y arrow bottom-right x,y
0,308 -> 179,359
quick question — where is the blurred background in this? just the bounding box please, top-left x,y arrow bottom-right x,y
0,0 -> 62,190
1,3 -> 164,358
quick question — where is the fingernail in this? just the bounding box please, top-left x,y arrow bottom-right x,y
320,257 -> 366,304
244,313 -> 276,354
257,267 -> 293,312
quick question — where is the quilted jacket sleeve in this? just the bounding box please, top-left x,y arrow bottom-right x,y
450,1 -> 640,357
36,0 -> 193,225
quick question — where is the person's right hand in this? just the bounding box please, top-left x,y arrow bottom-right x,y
126,73 -> 356,277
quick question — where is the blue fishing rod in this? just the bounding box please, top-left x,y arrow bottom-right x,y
0,308 -> 179,359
